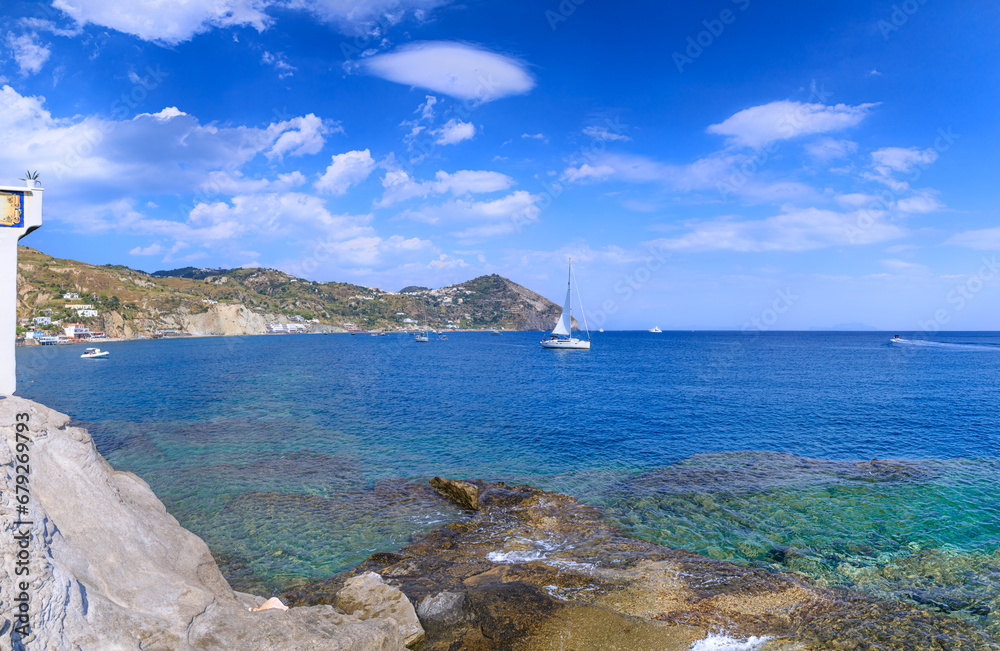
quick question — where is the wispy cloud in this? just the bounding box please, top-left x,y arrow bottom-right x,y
648,207 -> 905,253
583,125 -> 630,142
804,137 -> 857,162
377,168 -> 514,207
399,190 -> 541,239
261,50 -> 296,78
946,227 -> 1000,250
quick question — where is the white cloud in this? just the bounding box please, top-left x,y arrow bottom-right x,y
52,0 -> 273,44
377,168 -> 514,207
804,137 -> 857,162
863,147 -> 940,193
319,234 -> 434,267
870,147 -> 938,175
647,207 -> 905,253
433,119 -> 475,145
562,152 -> 740,191
5,32 -> 52,76
896,192 -> 943,214
562,163 -> 616,183
400,190 -> 541,239
561,151 -> 820,205
186,193 -> 372,240
197,169 -> 307,194
267,113 -> 335,160
583,125 -> 630,142
51,0 -> 456,44
362,41 -> 535,103
314,149 -> 376,195
87,192 -> 436,274
945,227 -> 1000,250
707,101 -> 877,148
128,243 -> 164,256
288,0 -> 452,33
429,253 -> 468,269
0,85 -> 335,201
521,132 -> 546,140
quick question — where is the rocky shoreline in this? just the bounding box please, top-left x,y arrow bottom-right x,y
284,477 -> 996,650
2,397 -> 996,650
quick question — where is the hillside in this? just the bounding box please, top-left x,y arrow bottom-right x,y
14,247 -> 568,338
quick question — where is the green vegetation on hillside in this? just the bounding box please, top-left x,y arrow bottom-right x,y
15,247 -> 563,336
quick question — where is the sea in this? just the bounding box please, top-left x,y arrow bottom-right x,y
15,331 -> 1000,641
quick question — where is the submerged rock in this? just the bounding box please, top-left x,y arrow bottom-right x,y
0,397 -> 409,650
430,476 -> 484,510
285,476 -> 997,651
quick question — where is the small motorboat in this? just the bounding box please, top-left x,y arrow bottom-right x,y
81,347 -> 109,359
438,334 -> 448,340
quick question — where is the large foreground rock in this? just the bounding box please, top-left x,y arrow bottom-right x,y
0,396 -> 405,650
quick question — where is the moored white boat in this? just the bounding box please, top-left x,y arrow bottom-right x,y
540,258 -> 591,350
415,307 -> 430,342
81,347 -> 109,359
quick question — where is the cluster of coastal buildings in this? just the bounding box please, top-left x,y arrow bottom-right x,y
266,314 -> 321,333
401,285 -> 473,306
20,292 -> 108,344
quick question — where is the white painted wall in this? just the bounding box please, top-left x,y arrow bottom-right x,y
2,184 -> 43,396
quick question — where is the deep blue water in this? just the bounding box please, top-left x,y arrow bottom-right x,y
14,331 -> 1000,636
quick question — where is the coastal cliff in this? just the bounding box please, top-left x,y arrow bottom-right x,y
0,397 -> 414,650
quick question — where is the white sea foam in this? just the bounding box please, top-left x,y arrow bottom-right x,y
485,537 -> 595,571
486,549 -> 548,563
689,633 -> 772,651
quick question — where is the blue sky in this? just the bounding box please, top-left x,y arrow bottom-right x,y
1,0 -> 998,329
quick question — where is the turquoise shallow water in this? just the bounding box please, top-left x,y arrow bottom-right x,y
15,331 -> 1000,638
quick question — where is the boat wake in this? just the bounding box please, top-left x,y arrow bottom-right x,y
890,338 -> 1000,351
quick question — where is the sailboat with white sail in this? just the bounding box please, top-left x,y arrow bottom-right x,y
540,258 -> 591,350
414,305 -> 429,342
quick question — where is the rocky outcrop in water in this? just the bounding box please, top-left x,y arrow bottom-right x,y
284,476 -> 997,651
0,397 -> 411,650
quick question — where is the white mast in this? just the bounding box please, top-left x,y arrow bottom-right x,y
551,257 -> 573,337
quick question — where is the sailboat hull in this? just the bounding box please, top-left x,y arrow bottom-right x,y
540,338 -> 590,349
